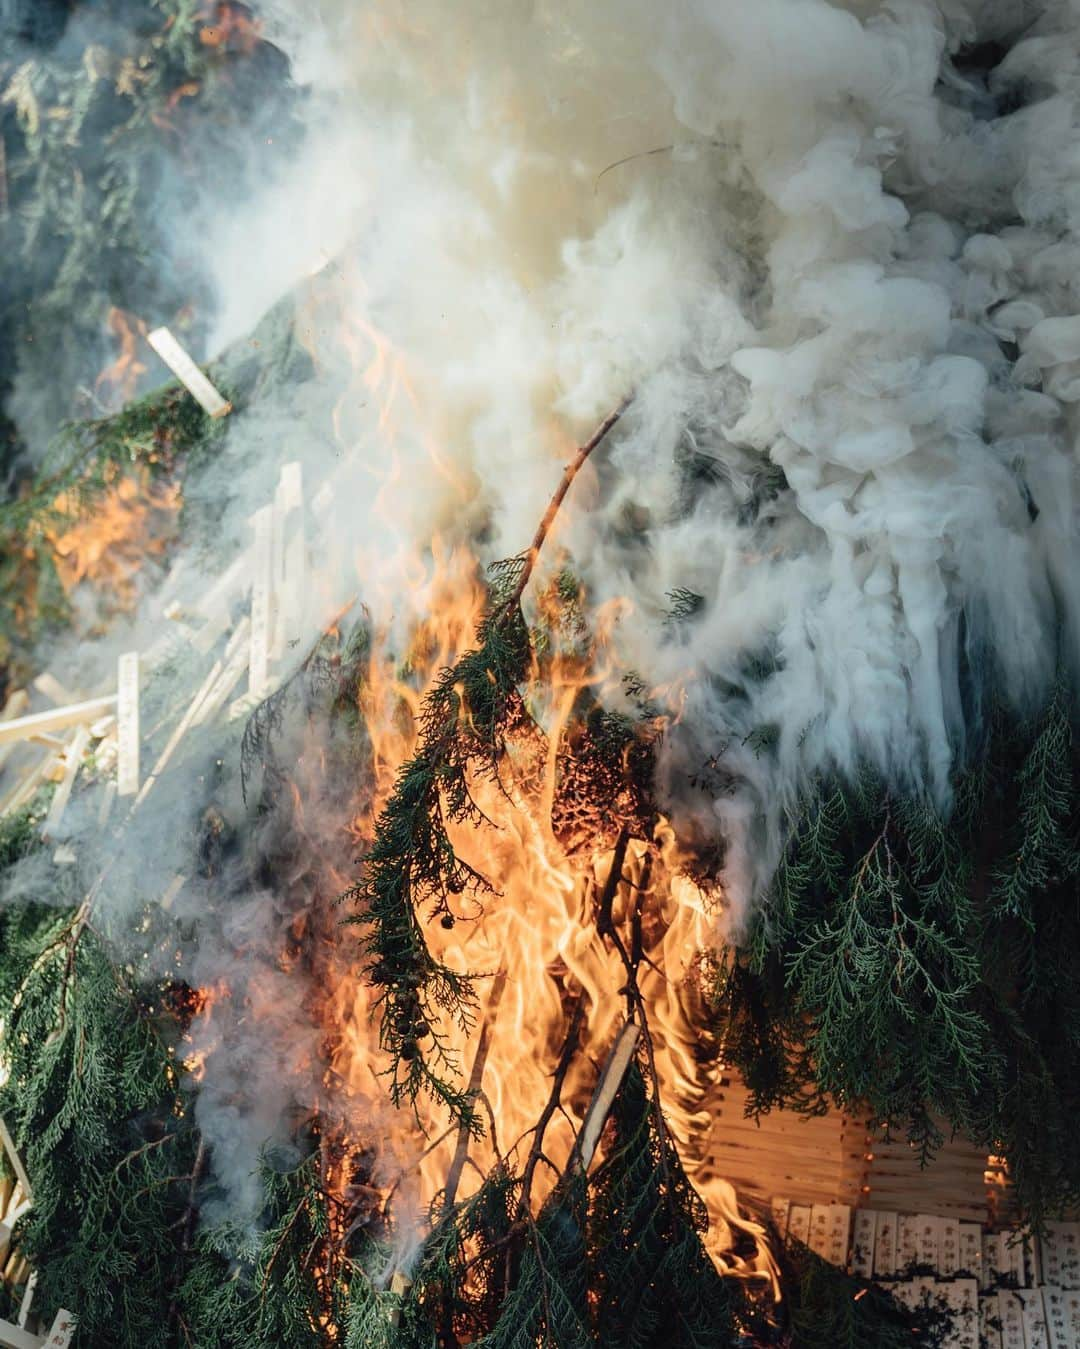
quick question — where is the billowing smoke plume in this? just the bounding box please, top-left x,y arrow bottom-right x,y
200,0 -> 1080,922
11,0 -> 1080,1228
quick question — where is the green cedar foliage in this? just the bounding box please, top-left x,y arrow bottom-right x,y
342,558 -> 533,1128
713,685 -> 1080,1225
0,0 -> 297,462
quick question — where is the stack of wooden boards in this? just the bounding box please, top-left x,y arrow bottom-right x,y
0,456 -> 313,873
705,1070 -> 1008,1220
773,1196 -> 1080,1349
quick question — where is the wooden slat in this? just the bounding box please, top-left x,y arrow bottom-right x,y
0,698 -> 116,747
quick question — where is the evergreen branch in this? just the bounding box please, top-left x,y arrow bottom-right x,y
493,400 -> 629,626
346,403 -> 628,1124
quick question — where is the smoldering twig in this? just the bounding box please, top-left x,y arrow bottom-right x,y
496,399 -> 631,624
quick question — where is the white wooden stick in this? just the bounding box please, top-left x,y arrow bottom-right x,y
146,327 -> 231,419
272,463 -> 304,659
0,698 -> 116,748
575,1020 -> 641,1171
42,726 -> 90,839
194,548 -> 251,623
31,675 -> 75,707
0,1315 -> 42,1349
160,875 -> 186,911
116,653 -> 139,798
16,1272 -> 35,1329
192,620 -> 251,728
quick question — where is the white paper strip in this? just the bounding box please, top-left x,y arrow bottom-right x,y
41,1310 -> 76,1349
116,653 -> 139,798
1020,1289 -> 1052,1349
980,1294 -> 1003,1349
998,1290 -> 1027,1349
851,1210 -> 877,1279
147,327 -> 231,418
958,1222 -> 982,1284
873,1210 -> 898,1278
940,1278 -> 979,1349
787,1206 -> 811,1248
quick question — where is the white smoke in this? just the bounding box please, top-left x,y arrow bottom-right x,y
191,0 -> 1080,934
13,0 -> 1080,1225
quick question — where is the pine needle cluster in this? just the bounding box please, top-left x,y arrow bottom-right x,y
711,684 -> 1080,1224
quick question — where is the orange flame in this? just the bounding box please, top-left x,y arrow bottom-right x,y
96,307 -> 147,408
198,3 -> 262,55
279,297 -> 782,1304
46,469 -> 181,611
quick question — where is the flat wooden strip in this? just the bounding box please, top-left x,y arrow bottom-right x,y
0,1120 -> 30,1202
146,327 -> 231,418
16,1271 -> 35,1329
41,1311 -> 75,1349
42,726 -> 90,838
576,1020 -> 640,1172
0,698 -> 117,747
31,674 -> 75,706
0,1316 -> 42,1349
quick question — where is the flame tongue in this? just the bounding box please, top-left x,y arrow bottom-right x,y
305,536 -> 778,1292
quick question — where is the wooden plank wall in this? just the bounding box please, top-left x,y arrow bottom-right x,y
703,1068 -> 1010,1225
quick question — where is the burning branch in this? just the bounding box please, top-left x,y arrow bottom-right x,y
495,399 -> 630,624
344,402 -> 628,1125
